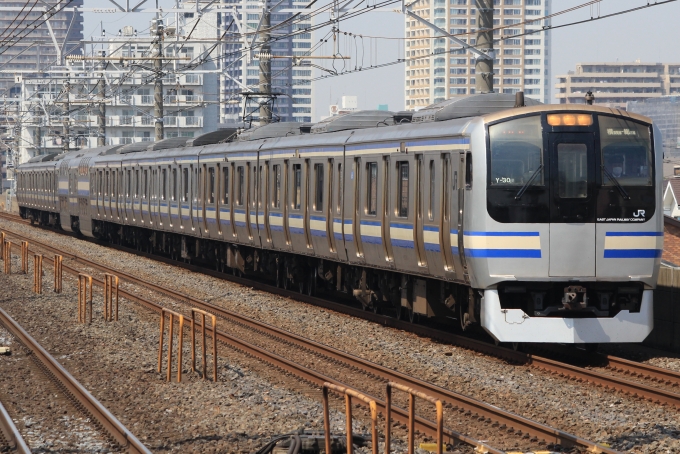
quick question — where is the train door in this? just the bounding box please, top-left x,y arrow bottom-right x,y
218,163 -> 230,237
421,153 -> 447,278
256,162 -> 266,247
263,161 -> 272,245
179,165 -> 190,231
233,163 -> 250,243
357,157 -> 386,268
548,133 -> 596,277
268,161 -> 287,249
308,158 -> 334,258
191,165 -> 199,232
439,153 -> 457,279
388,155 -> 420,274
282,160 -> 292,249
453,151 -> 471,283
228,163 -> 237,239
143,167 -> 152,226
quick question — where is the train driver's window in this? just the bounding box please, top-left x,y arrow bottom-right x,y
488,115 -> 542,187
397,162 -> 409,218
599,116 -> 652,187
367,162 -> 377,215
237,166 -> 245,206
273,165 -> 281,208
293,164 -> 302,210
183,168 -> 189,202
314,163 -> 323,212
222,167 -> 229,205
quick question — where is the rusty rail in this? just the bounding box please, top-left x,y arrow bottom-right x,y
322,382 -> 378,454
190,308 -> 217,382
54,255 -> 63,293
0,306 -> 151,453
104,274 -> 119,322
3,241 -> 11,274
0,397 -> 30,454
386,382 -> 444,454
20,241 -> 28,274
77,274 -> 93,323
0,232 -> 4,259
158,308 -> 185,383
33,254 -> 43,294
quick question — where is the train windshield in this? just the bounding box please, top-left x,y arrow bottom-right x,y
489,116 -> 543,187
599,116 -> 652,187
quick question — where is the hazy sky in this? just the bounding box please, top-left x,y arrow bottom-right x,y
83,0 -> 680,121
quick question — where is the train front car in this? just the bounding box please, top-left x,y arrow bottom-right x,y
469,105 -> 662,344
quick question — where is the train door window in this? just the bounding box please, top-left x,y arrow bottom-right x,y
367,162 -> 378,215
237,166 -> 245,206
143,170 -> 148,199
273,164 -> 281,208
135,170 -> 139,197
557,144 -> 588,199
397,162 -> 409,218
222,166 -> 229,204
428,160 -> 435,221
293,164 -> 301,210
258,165 -> 263,208
337,163 -> 343,214
172,169 -> 177,201
208,167 -> 215,204
465,152 -> 472,189
127,170 -> 131,197
313,163 -> 323,212
161,168 -> 167,200
183,168 -> 189,201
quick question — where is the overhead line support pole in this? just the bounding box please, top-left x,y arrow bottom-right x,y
97,55 -> 106,147
258,2 -> 272,125
474,0 -> 494,94
154,20 -> 165,141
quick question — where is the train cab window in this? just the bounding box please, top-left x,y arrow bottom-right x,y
367,162 -> 377,215
208,167 -> 215,204
293,164 -> 301,210
314,163 -> 324,212
397,162 -> 409,218
237,166 -> 245,206
489,115 -> 543,187
337,163 -> 343,214
428,160 -> 435,221
172,169 -> 178,201
273,165 -> 281,208
183,168 -> 189,202
557,143 -> 588,199
599,116 -> 652,187
222,167 -> 229,204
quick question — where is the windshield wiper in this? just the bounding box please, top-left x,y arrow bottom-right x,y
602,166 -> 631,200
515,164 -> 543,200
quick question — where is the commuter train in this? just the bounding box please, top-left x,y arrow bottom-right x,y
15,93 -> 663,344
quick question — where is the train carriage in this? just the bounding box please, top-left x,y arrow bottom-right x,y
16,93 -> 663,345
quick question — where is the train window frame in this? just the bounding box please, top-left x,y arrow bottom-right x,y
127,169 -> 132,197
273,164 -> 281,208
208,167 -> 215,204
237,166 -> 245,206
172,168 -> 178,201
465,152 -> 473,189
313,163 -> 324,212
293,164 -> 302,210
337,163 -> 343,214
143,169 -> 148,199
258,165 -> 263,208
428,159 -> 435,221
599,115 -> 653,187
161,168 -> 167,201
366,161 -> 378,216
222,166 -> 229,205
397,161 -> 409,218
135,169 -> 140,198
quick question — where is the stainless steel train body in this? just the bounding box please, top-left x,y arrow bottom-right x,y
16,98 -> 663,344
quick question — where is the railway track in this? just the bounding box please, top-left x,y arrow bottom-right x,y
0,216 -> 620,453
0,396 -> 30,454
0,304 -> 150,454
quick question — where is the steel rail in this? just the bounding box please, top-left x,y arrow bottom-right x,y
603,355 -> 680,389
0,225 -> 617,453
0,397 -> 30,454
0,306 -> 151,454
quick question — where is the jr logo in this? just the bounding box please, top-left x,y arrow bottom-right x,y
633,210 -> 646,218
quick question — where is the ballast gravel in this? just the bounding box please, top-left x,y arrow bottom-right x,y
1,219 -> 680,452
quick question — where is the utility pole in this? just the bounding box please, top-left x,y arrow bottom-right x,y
153,19 -> 164,141
258,3 -> 272,125
475,0 -> 494,94
97,52 -> 106,147
63,81 -> 70,153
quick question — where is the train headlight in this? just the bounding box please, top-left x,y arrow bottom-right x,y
547,114 -> 593,127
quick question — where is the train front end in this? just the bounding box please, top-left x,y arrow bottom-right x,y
468,106 -> 662,344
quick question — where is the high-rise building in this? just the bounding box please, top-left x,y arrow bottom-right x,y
628,96 -> 680,158
555,62 -> 680,108
221,0 -> 313,124
404,0 -> 551,110
0,0 -> 84,96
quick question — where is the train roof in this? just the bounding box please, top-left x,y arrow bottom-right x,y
482,103 -> 653,125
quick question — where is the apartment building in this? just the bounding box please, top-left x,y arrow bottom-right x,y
628,96 -> 680,158
0,0 -> 84,95
405,0 -> 551,110
221,0 -> 313,123
555,62 -> 680,108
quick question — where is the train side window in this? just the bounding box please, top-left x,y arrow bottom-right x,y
222,167 -> 229,204
208,167 -> 215,204
161,168 -> 167,201
172,169 -> 177,201
313,163 -> 323,212
143,170 -> 148,199
428,160 -> 435,221
127,170 -> 132,197
258,165 -> 263,208
183,168 -> 189,202
337,163 -> 343,214
367,162 -> 377,215
251,167 -> 257,208
465,152 -> 472,189
397,162 -> 409,218
293,164 -> 301,210
273,164 -> 281,208
135,169 -> 140,197
237,166 -> 245,206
